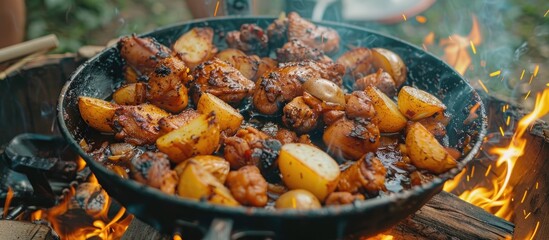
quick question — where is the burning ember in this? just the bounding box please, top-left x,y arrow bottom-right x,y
29,158 -> 133,240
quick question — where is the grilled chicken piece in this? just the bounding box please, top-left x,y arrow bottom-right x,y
191,58 -> 255,105
287,12 -> 340,55
354,69 -> 397,97
267,13 -> 288,47
325,192 -> 365,205
274,128 -> 298,145
336,47 -> 373,80
345,91 -> 378,122
282,96 -> 320,133
146,57 -> 192,113
276,39 -> 332,63
226,166 -> 268,207
337,153 -> 387,193
119,35 -> 171,75
130,151 -> 178,194
253,61 -> 344,115
323,117 -> 380,160
226,24 -> 269,56
113,104 -> 169,145
158,109 -> 201,135
223,126 -> 280,169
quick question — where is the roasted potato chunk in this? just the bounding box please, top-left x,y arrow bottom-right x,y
78,96 -> 118,133
119,35 -> 171,74
278,143 -> 340,200
371,48 -> 407,87
156,113 -> 221,163
398,86 -> 446,120
113,83 -> 147,105
158,109 -> 201,135
197,93 -> 243,135
364,86 -> 407,133
177,160 -> 239,206
173,27 -> 217,69
275,189 -> 321,210
406,122 -> 457,174
174,155 -> 230,184
215,48 -> 260,80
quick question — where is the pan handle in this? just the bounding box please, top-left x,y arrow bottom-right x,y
203,218 -> 233,240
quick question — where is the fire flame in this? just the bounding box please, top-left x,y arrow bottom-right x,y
31,160 -> 133,240
3,187 -> 14,218
438,15 -> 482,75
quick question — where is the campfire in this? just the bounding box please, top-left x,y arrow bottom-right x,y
1,1 -> 548,240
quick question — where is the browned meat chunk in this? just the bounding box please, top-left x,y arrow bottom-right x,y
276,39 -> 331,63
113,104 -> 169,145
274,128 -> 299,145
267,13 -> 288,46
337,153 -> 387,193
119,35 -> 171,75
354,70 -> 397,97
130,151 -> 178,194
223,126 -> 272,169
325,192 -> 365,205
282,96 -> 320,133
146,57 -> 192,113
226,24 -> 269,56
253,61 -> 344,115
287,12 -> 340,55
226,166 -> 268,207
191,58 -> 255,104
345,91 -> 377,122
323,117 -> 380,160
336,47 -> 373,79
158,109 -> 201,135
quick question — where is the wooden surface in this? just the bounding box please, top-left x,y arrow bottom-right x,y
0,220 -> 55,240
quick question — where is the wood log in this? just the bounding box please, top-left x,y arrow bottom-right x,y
0,220 -> 55,240
121,191 -> 514,240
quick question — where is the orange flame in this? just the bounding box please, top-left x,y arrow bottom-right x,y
3,187 -> 14,218
438,15 -> 482,75
445,88 -> 549,224
31,173 -> 133,240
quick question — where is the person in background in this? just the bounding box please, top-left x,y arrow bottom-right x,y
0,0 -> 26,48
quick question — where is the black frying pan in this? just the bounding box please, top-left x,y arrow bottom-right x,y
57,16 -> 487,239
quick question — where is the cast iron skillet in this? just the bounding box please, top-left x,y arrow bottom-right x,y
57,16 -> 487,239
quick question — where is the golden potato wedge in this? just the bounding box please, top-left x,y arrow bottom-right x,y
406,122 -> 457,174
364,86 -> 407,132
158,109 -> 201,135
397,86 -> 446,121
173,27 -> 217,69
275,189 -> 321,210
123,65 -> 139,83
112,83 -> 147,105
177,160 -> 239,206
215,49 -> 260,80
174,155 -> 230,184
197,93 -> 243,135
371,48 -> 407,87
156,113 -> 221,163
278,143 -> 340,201
78,96 -> 118,132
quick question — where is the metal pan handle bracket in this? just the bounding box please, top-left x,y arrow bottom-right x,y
203,218 -> 233,240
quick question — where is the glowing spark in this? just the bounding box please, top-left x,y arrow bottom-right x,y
214,1 -> 220,16
536,182 -> 539,189
416,15 -> 427,23
523,209 -> 527,215
402,14 -> 407,21
529,221 -> 540,240
533,65 -> 539,77
524,90 -> 531,100
524,212 -> 531,219
520,69 -> 526,80
521,190 -> 528,203
470,40 -> 477,54
499,126 -> 505,136
502,105 -> 506,112
506,116 -> 511,126
490,70 -> 501,77
485,164 -> 492,177
478,80 -> 489,93
545,9 -> 549,17
173,234 -> 183,240
529,74 -> 534,84
467,175 -> 470,182
471,166 -> 475,178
